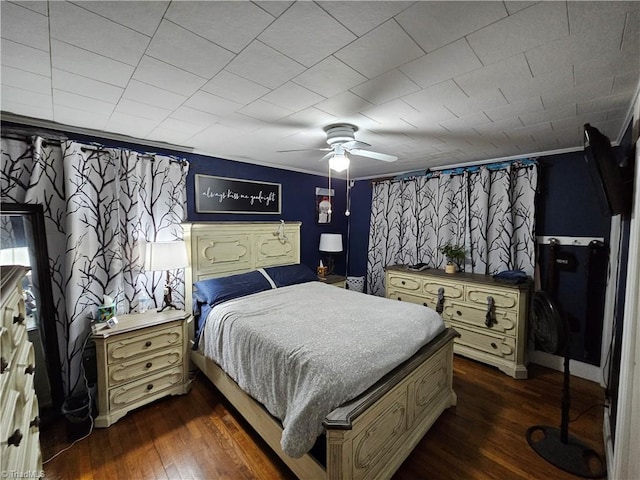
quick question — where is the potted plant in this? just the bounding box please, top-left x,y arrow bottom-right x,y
439,244 -> 466,273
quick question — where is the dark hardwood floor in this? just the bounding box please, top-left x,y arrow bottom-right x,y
41,356 -> 606,480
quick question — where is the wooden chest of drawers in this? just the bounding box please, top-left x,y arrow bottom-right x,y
385,266 -> 531,379
1,266 -> 42,476
92,310 -> 190,428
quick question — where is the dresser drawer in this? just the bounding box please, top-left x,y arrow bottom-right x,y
423,279 -> 463,300
106,324 -> 182,364
387,290 -> 436,309
387,273 -> 422,292
108,348 -> 183,386
465,285 -> 519,310
109,366 -> 183,411
443,302 -> 517,336
449,322 -> 516,361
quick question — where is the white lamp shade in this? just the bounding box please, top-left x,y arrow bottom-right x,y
144,241 -> 188,272
319,233 -> 343,253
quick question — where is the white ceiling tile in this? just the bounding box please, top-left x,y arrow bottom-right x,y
115,98 -> 171,122
335,20 -> 424,79
201,71 -> 269,105
445,90 -> 507,117
400,39 -> 482,89
2,66 -> 50,95
440,112 -> 492,132
52,68 -> 122,104
314,91 -> 375,117
519,103 -> 576,126
2,85 -> 51,108
71,1 -> 168,36
146,20 -> 234,79
578,91 -> 635,116
567,1 -> 638,36
350,69 -> 419,105
455,54 -> 532,97
402,80 -> 468,112
133,56 -> 206,97
105,112 -> 158,138
574,52 -> 640,87
467,2 -> 569,65
236,99 -> 293,122
1,2 -> 49,51
261,82 -> 325,112
319,1 -> 411,36
2,99 -> 52,120
1,39 -> 51,76
51,40 -> 133,88
49,1 -> 149,66
292,57 -> 367,98
165,1 -> 274,54
184,90 -> 243,117
541,78 -> 614,108
613,71 -> 640,94
397,1 -> 507,53
258,2 -> 355,67
145,126 -> 195,145
170,105 -> 220,128
504,2 -> 537,15
279,107 -> 337,130
123,80 -> 187,110
484,96 -> 544,122
53,89 -> 115,115
254,2 -> 293,18
500,67 -> 574,103
53,105 -> 109,130
10,1 -> 48,16
401,105 -> 458,127
225,41 -> 305,89
361,99 -> 419,124
473,117 -> 524,135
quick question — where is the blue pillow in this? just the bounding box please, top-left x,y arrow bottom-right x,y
193,270 -> 273,306
263,264 -> 317,287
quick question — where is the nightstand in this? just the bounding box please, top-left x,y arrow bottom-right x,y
319,274 -> 347,288
92,309 -> 190,428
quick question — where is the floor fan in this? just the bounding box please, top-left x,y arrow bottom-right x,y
526,241 -> 606,478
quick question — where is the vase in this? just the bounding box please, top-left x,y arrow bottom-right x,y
445,264 -> 456,274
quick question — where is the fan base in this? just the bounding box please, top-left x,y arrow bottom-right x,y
526,426 -> 606,478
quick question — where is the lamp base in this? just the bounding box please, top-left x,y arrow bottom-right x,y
158,284 -> 177,312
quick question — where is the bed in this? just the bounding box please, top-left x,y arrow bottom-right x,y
183,221 -> 458,480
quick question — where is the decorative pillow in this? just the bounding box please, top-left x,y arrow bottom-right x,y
263,263 -> 317,288
193,270 -> 273,307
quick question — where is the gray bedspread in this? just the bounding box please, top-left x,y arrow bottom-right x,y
200,281 -> 445,458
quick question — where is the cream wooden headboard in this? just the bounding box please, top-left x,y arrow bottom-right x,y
182,221 -> 302,315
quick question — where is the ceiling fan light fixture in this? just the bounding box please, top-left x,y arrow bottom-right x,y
329,152 -> 350,172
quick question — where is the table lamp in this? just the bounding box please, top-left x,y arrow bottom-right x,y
144,240 -> 188,312
319,233 -> 343,276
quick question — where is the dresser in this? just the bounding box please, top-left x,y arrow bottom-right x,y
92,309 -> 190,428
1,266 -> 42,476
385,265 -> 531,379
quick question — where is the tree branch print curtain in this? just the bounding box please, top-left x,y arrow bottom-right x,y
1,136 -> 188,396
367,162 -> 537,296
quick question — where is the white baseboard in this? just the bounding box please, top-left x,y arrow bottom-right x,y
528,349 -> 602,384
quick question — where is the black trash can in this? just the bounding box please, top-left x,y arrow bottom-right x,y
61,386 -> 95,441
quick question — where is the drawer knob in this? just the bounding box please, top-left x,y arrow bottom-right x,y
145,341 -> 152,347
397,297 -> 402,301
401,280 -> 406,285
24,364 -> 35,375
13,313 -> 24,325
146,384 -> 154,391
491,342 -> 498,349
30,416 -> 40,429
456,310 -> 462,316
7,429 -> 22,447
0,357 -> 7,374
423,302 -> 428,307
145,362 -> 153,369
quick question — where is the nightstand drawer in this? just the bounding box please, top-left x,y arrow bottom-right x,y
109,366 -> 183,411
106,325 -> 182,364
108,348 -> 182,386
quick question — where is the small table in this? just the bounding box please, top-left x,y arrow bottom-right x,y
319,274 -> 346,288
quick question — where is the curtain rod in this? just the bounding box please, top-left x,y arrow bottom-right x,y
1,130 -> 64,146
79,144 -> 188,166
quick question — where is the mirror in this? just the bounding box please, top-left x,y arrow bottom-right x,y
1,203 -> 63,418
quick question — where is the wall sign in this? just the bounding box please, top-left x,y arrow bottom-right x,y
195,174 -> 281,214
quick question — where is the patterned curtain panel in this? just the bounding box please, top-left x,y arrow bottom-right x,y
1,136 -> 189,396
367,163 -> 537,297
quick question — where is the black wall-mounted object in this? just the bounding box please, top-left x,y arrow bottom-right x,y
583,123 -> 634,216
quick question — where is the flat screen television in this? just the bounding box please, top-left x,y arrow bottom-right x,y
583,123 -> 634,216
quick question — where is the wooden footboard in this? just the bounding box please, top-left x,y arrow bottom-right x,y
192,328 -> 458,480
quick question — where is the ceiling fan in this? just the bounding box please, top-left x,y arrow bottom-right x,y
278,123 -> 398,172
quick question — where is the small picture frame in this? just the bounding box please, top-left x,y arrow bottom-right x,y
316,187 -> 334,224
97,305 -> 116,323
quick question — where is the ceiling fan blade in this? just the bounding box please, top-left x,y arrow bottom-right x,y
348,149 -> 398,162
277,147 -> 332,153
319,152 -> 333,162
342,140 -> 370,149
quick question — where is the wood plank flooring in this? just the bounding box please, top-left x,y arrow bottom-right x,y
41,356 -> 606,480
